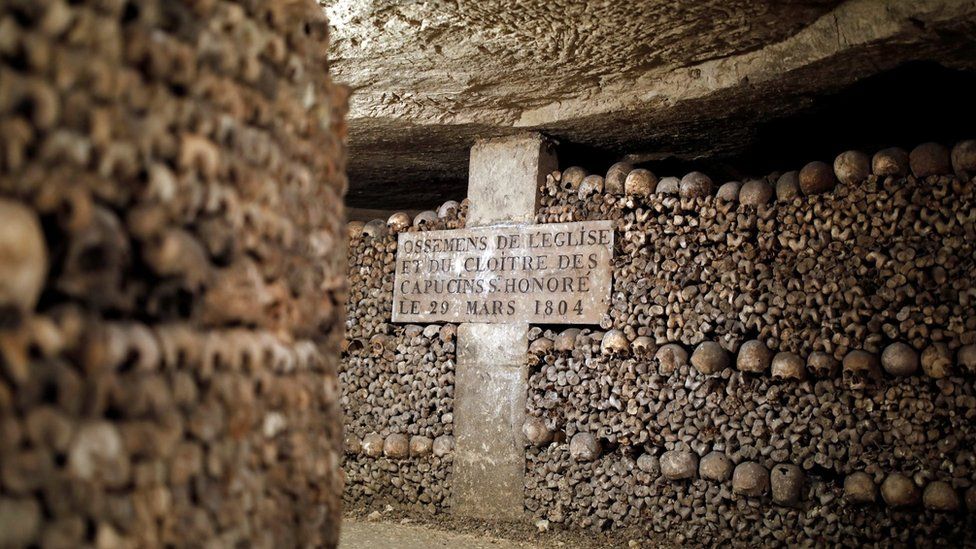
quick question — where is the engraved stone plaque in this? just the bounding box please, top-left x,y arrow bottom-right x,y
392,220 -> 613,324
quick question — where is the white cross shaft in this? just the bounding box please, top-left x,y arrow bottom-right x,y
452,133 -> 557,519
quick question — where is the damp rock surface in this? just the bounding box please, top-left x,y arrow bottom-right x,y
323,0 -> 976,209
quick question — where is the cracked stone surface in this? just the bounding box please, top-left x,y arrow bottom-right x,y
322,0 -> 976,209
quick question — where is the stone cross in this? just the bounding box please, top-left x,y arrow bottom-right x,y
453,133 -> 558,519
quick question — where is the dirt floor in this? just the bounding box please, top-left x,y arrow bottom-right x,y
341,505 -> 656,548
340,519 -> 543,549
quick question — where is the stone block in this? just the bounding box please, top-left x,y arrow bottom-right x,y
467,133 -> 556,227
453,323 -> 529,520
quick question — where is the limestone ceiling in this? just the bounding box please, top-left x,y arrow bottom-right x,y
322,0 -> 976,209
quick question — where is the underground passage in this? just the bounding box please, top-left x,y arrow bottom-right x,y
2,0 -> 976,547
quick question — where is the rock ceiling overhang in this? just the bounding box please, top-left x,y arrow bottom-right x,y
321,0 -> 976,209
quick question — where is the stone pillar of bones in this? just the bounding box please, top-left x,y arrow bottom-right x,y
453,133 -> 556,519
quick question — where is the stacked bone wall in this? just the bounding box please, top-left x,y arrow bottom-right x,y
340,204 -> 465,511
526,145 -> 976,545
342,142 -> 976,545
0,1 -> 347,547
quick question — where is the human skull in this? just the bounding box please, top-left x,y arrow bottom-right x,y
842,350 -> 882,389
958,344 -> 976,374
437,200 -> 459,219
600,329 -> 629,356
561,166 -> 588,192
523,417 -> 553,447
409,436 -> 433,457
880,342 -> 918,376
799,161 -> 837,195
737,340 -> 773,373
872,147 -> 910,177
569,433 -> 601,461
631,336 -> 656,358
715,181 -> 741,202
362,433 -> 384,457
59,206 -> 132,309
679,171 -> 713,198
655,176 -> 680,195
732,462 -> 770,496
655,344 -> 688,375
578,174 -> 605,200
605,162 -> 633,194
553,329 -> 580,353
624,169 -> 657,197
775,171 -> 800,201
951,140 -> 976,180
432,435 -> 454,457
807,351 -> 839,378
923,481 -> 960,512
362,219 -> 388,239
833,150 -> 870,185
699,452 -> 732,481
691,341 -> 730,375
771,352 -> 805,381
921,343 -> 952,379
412,210 -> 438,229
771,463 -> 805,506
0,199 -> 47,315
739,179 -> 773,206
347,220 -> 365,239
343,434 -> 362,455
844,472 -> 877,504
439,324 -> 456,343
387,212 -> 411,233
527,337 -> 553,365
881,473 -> 920,508
661,450 -> 698,480
369,333 -> 390,356
910,142 -> 951,178
383,434 -> 409,459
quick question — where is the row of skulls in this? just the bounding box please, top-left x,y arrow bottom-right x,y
528,328 -> 976,389
528,433 -> 973,513
558,140 -> 976,202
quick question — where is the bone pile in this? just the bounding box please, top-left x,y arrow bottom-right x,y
540,145 -> 976,358
0,1 -> 347,546
526,142 -> 976,545
340,142 -> 976,543
341,201 -> 466,512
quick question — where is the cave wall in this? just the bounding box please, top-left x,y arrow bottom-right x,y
341,140 -> 976,544
0,1 -> 347,546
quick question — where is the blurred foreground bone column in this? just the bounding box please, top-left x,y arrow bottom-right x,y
0,0 -> 348,546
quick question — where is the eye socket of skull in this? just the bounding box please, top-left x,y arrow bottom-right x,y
578,175 -> 605,199
631,336 -> 654,357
